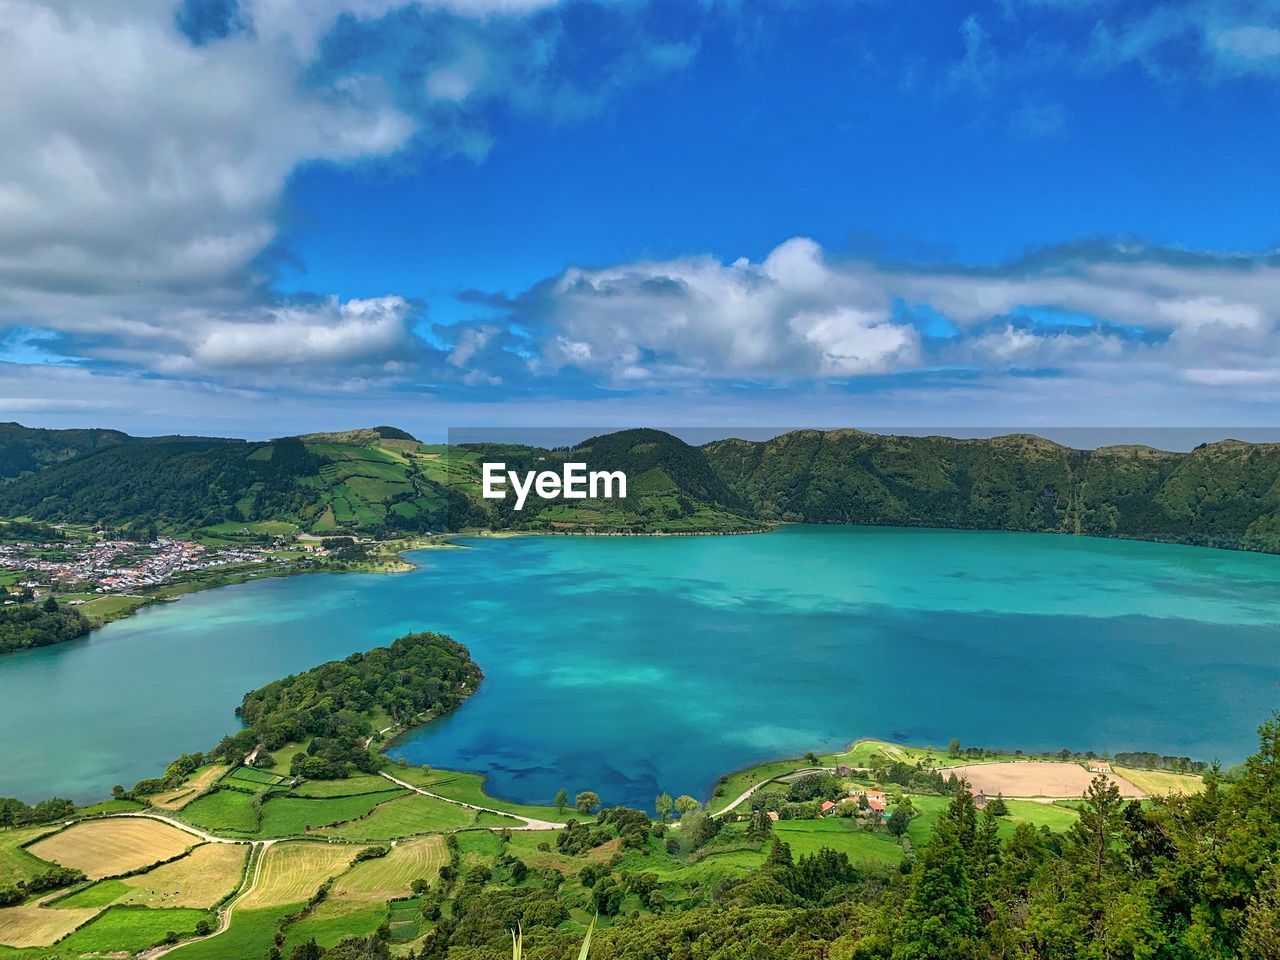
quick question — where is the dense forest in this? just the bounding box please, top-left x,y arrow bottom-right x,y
0,597 -> 89,654
9,423 -> 1280,550
218,631 -> 482,779
0,423 -> 130,480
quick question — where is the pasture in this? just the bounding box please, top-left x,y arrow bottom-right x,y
0,825 -> 59,887
281,899 -> 387,954
166,904 -> 299,960
332,838 -> 447,900
113,842 -> 249,908
59,906 -> 213,953
1114,766 -> 1205,796
259,790 -> 405,837
28,818 -> 195,879
0,904 -> 100,948
391,766 -> 567,822
238,842 -> 363,909
317,794 -> 475,840
181,789 -> 261,834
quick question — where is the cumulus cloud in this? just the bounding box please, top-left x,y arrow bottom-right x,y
496,237 -> 1280,402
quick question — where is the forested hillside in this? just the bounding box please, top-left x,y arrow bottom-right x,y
7,423 -> 1280,551
704,429 -> 1280,552
0,422 -> 131,480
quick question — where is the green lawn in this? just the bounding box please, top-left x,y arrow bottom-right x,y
76,798 -> 145,816
316,794 -> 474,840
773,819 -> 904,865
258,791 -> 405,837
54,878 -> 132,909
59,906 -> 214,953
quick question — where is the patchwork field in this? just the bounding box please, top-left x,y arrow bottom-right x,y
0,904 -> 100,948
259,790 -> 406,837
292,775 -> 401,798
238,842 -> 364,910
59,905 -> 213,953
281,899 -> 387,954
0,825 -> 59,887
166,904 -> 300,960
149,765 -> 232,810
55,842 -> 253,909
943,762 -> 1144,798
317,793 -> 476,840
181,789 -> 261,834
28,818 -> 196,879
332,838 -> 447,900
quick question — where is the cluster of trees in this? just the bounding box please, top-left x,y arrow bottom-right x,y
0,596 -> 90,655
217,632 -> 482,779
0,865 -> 86,906
0,520 -> 63,542
1113,751 -> 1208,773
0,795 -> 74,827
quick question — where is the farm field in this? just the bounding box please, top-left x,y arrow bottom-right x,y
0,825 -> 59,887
238,842 -> 364,910
0,904 -> 100,948
332,838 -> 447,900
1114,766 -> 1205,796
59,905 -> 213,953
291,775 -> 396,798
281,899 -> 387,954
390,766 -> 568,823
28,818 -> 195,879
180,789 -> 261,834
101,842 -> 248,908
317,793 -> 476,840
166,904 -> 300,960
943,762 -> 1144,798
259,790 -> 406,837
149,765 -> 231,810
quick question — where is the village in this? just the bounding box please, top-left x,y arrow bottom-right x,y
0,536 -> 279,597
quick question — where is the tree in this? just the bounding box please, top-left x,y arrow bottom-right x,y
41,596 -> 57,613
747,807 -> 774,840
948,738 -> 962,757
674,795 -> 701,816
893,819 -> 976,960
575,791 -> 600,814
987,792 -> 1008,816
554,788 -> 568,814
887,798 -> 914,840
655,792 -> 673,823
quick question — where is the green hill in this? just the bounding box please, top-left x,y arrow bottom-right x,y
0,422 -> 132,480
702,429 -> 1280,552
7,423 -> 1280,551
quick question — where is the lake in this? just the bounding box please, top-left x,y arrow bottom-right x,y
2,526 -> 1279,809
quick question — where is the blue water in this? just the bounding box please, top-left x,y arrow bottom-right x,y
1,526 -> 1279,808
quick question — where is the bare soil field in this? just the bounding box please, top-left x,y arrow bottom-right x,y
28,819 -> 196,879
944,762 -> 1144,799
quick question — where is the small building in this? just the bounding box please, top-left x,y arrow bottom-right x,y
1088,760 -> 1113,774
835,764 -> 853,776
820,800 -> 837,814
867,796 -> 886,813
766,811 -> 779,822
971,788 -> 987,811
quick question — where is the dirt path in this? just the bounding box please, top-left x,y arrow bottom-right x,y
138,839 -> 274,959
107,810 -> 239,845
379,772 -> 565,830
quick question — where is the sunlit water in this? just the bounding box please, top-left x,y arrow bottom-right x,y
2,526 -> 1278,808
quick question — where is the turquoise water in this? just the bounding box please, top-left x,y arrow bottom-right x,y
2,526 -> 1279,808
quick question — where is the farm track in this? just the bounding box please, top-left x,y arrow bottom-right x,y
378,771 -> 565,830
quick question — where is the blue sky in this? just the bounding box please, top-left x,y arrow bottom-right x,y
1,0 -> 1278,440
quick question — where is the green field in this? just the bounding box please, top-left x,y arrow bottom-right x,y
290,775 -> 398,798
181,789 -> 261,834
281,900 -> 387,954
391,766 -> 570,822
317,794 -> 475,839
166,904 -> 300,960
0,825 -> 60,887
258,791 -> 405,837
59,906 -> 214,953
